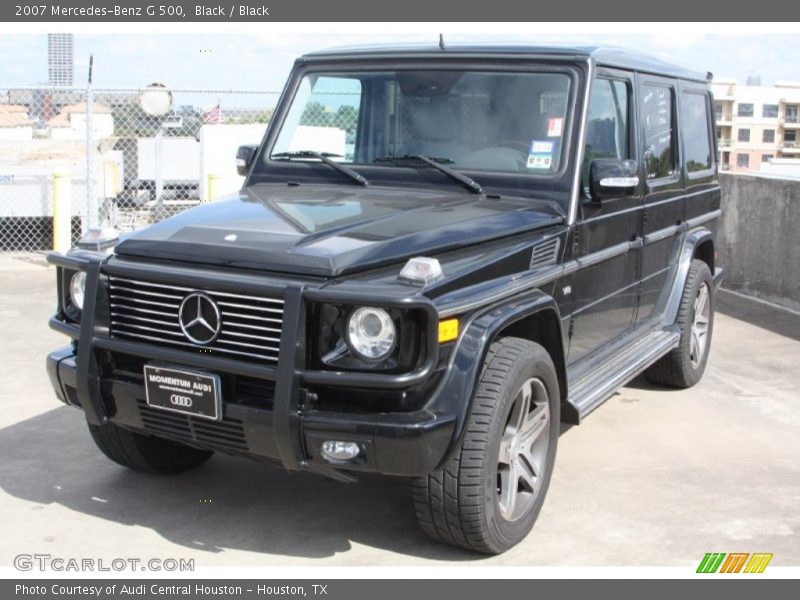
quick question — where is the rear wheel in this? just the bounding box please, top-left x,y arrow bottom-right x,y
412,337 -> 560,554
88,422 -> 213,474
645,259 -> 714,388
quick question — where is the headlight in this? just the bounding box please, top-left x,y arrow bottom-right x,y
69,271 -> 86,310
346,307 -> 396,361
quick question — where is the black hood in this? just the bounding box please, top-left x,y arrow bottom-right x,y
114,184 -> 565,277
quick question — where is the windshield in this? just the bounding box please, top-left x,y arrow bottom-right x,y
270,69 -> 573,175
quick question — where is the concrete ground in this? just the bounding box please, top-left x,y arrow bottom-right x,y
0,254 -> 798,567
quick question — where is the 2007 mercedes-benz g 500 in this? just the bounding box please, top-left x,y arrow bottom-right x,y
47,44 -> 722,554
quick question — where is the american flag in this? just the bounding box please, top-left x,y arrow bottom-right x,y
203,103 -> 222,125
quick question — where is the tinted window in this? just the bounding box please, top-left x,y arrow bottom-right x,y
763,129 -> 775,143
582,78 -> 630,191
641,85 -> 675,180
738,103 -> 754,117
680,92 -> 713,173
763,104 -> 779,118
738,128 -> 750,142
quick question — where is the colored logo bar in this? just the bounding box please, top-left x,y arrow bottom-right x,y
697,553 -> 773,573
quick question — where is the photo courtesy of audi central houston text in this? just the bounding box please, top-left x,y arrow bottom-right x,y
46,43 -> 723,554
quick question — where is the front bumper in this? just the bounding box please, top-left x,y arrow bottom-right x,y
45,254 -> 456,478
47,346 -> 455,477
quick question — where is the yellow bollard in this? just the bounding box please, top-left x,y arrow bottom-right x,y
206,173 -> 223,203
52,172 -> 72,254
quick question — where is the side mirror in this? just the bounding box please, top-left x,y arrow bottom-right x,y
236,145 -> 259,177
588,158 -> 639,202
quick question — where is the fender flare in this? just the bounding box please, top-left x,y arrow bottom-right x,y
426,288 -> 565,468
663,227 -> 714,326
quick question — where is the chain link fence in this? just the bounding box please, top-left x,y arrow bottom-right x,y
0,86 -> 280,252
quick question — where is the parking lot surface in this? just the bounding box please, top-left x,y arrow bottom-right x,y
1,255 -> 798,566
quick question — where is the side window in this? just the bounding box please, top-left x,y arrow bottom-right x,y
582,78 -> 630,192
680,92 -> 713,174
641,84 -> 676,180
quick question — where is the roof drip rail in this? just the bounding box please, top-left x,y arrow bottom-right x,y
439,34 -> 446,52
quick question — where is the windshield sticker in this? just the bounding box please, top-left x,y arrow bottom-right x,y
530,141 -> 554,153
547,117 -> 564,137
527,153 -> 553,170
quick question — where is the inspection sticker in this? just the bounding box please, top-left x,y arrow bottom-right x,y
526,153 -> 552,170
547,117 -> 564,137
530,140 -> 554,153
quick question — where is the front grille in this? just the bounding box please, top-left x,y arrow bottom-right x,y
137,399 -> 249,452
107,276 -> 283,363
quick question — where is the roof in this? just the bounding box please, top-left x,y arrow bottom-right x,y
302,43 -> 710,83
50,101 -> 112,127
0,104 -> 32,128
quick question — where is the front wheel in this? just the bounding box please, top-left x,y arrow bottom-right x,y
412,337 -> 560,554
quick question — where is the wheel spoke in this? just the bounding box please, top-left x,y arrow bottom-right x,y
497,463 -> 518,518
519,401 -> 549,445
515,456 -> 537,492
498,436 -> 513,465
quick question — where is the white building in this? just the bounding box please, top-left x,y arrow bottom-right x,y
711,79 -> 800,173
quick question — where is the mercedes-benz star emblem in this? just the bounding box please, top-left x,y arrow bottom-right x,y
178,292 -> 222,345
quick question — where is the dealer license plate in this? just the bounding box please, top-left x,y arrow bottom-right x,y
143,365 -> 222,421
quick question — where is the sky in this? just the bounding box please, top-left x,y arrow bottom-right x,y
1,30 -> 799,108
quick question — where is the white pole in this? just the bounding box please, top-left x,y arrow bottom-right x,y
155,125 -> 164,219
85,55 -> 94,232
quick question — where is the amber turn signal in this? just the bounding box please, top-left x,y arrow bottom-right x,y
438,318 -> 459,343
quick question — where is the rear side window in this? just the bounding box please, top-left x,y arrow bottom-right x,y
641,84 -> 676,180
680,92 -> 713,173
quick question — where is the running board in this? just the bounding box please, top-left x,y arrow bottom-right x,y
567,328 -> 681,421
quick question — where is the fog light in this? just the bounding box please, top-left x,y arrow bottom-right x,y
320,440 -> 361,462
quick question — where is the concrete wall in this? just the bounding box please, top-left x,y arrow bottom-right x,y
718,173 -> 800,311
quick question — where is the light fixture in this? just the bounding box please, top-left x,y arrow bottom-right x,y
78,226 -> 119,252
69,271 -> 87,310
399,256 -> 443,284
320,440 -> 361,462
138,82 -> 173,117
346,307 -> 396,361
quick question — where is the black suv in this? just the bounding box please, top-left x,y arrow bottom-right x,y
47,45 -> 722,554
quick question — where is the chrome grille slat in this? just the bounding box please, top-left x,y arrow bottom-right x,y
219,310 -> 283,324
110,313 -> 182,329
107,276 -> 283,364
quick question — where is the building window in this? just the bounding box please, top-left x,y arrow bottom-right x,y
714,102 -> 723,119
737,103 -> 754,117
736,154 -> 750,168
762,104 -> 779,118
763,129 -> 775,143
785,130 -> 797,146
762,154 -> 773,163
786,105 -> 798,124
738,128 -> 750,142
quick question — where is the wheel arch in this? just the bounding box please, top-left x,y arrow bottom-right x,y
428,289 -> 569,468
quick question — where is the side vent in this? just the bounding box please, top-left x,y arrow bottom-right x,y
529,238 -> 560,269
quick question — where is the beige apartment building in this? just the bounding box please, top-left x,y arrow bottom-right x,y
711,80 -> 800,173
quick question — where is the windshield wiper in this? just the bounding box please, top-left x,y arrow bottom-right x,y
272,151 -> 369,187
373,154 -> 484,195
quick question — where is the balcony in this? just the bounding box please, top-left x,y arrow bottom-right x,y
780,115 -> 800,128
718,138 -> 732,149
780,141 -> 800,153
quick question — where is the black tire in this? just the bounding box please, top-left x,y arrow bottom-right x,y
88,422 -> 213,474
645,259 -> 714,388
412,337 -> 560,554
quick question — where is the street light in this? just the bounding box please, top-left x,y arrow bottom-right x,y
138,83 -> 173,219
